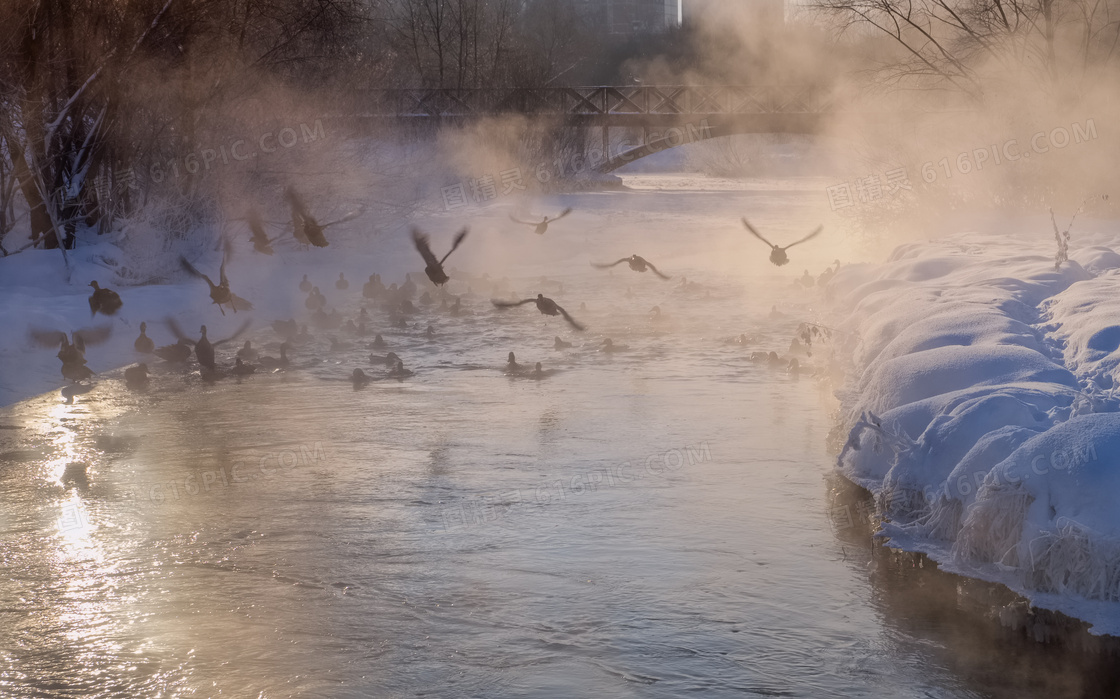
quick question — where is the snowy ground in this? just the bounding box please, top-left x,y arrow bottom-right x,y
830,219 -> 1120,635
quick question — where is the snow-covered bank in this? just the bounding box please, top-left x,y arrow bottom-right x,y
831,224 -> 1120,636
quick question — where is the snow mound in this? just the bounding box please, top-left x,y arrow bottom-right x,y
832,228 -> 1120,635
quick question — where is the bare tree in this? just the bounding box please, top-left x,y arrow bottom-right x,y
815,0 -> 1120,101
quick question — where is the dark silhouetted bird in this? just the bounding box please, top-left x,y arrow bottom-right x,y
742,218 -> 822,267
388,359 -> 414,378
88,281 -> 122,317
30,325 -> 112,366
259,343 -> 291,371
155,338 -> 193,364
247,208 -> 275,255
336,273 -> 349,290
180,239 -> 253,314
591,254 -> 670,280
124,363 -> 149,388
351,368 -> 372,387
492,294 -> 585,331
284,187 -> 329,247
237,341 -> 259,362
411,227 -> 468,286
509,208 -> 572,235
134,322 -> 155,354
166,318 -> 251,370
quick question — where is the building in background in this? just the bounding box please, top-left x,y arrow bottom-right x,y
682,0 -> 784,27
576,0 -> 682,35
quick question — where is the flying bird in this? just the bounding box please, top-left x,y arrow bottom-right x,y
88,281 -> 123,317
247,208 -> 275,255
180,239 -> 254,315
742,218 -> 822,267
492,294 -> 585,331
509,208 -> 572,235
284,187 -> 327,247
411,227 -> 468,286
283,188 -> 364,248
591,254 -> 670,279
30,324 -> 111,369
166,318 -> 251,370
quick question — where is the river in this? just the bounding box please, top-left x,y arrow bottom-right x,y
1,174 -> 1113,698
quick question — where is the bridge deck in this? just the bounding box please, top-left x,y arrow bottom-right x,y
356,86 -> 833,120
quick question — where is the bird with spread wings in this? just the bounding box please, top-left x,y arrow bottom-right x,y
741,218 -> 822,267
509,208 -> 572,235
492,293 -> 585,331
411,227 -> 469,286
591,254 -> 671,280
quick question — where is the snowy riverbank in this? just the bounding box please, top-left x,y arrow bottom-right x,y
830,221 -> 1120,636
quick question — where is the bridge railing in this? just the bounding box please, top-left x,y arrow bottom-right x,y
359,86 -> 832,117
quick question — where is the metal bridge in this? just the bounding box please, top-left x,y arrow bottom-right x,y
350,85 -> 836,172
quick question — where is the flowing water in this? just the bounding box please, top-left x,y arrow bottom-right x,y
0,176 -> 1112,698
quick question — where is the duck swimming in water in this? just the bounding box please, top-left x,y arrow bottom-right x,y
258,343 -> 291,370
351,368 -> 372,387
492,294 -> 585,331
509,208 -> 572,235
506,351 -> 522,373
273,319 -> 298,341
591,254 -> 671,280
305,287 -> 326,311
741,218 -> 822,267
231,358 -> 256,376
299,274 -> 312,293
401,274 -> 418,298
554,336 -> 572,349
88,281 -> 123,317
362,274 -> 384,299
237,341 -> 259,362
387,359 -> 414,379
370,334 -> 387,349
369,351 -> 400,366
599,338 -> 629,353
411,227 -> 468,286
336,273 -> 349,290
135,322 -> 155,354
179,239 -> 253,314
155,338 -> 193,364
124,363 -> 149,388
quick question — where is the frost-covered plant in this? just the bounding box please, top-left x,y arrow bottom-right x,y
954,480 -> 1034,567
1050,195 -> 1109,270
114,195 -> 216,285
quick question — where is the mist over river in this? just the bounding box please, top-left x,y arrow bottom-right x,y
2,176 -> 1116,698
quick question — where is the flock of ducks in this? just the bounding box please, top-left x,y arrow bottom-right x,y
29,202 -> 828,394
